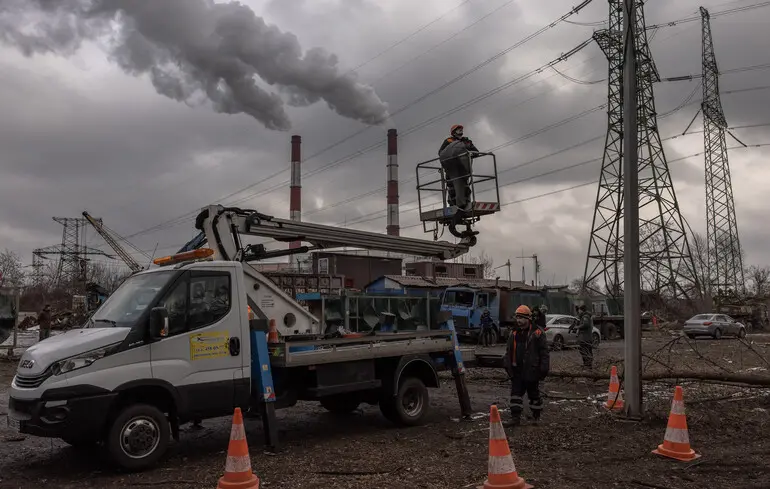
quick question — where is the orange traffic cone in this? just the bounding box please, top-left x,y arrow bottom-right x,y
652,386 -> 701,462
217,408 -> 259,489
267,319 -> 279,344
604,365 -> 624,411
479,405 -> 533,489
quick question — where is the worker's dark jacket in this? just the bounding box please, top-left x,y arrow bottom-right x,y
533,310 -> 546,330
504,324 -> 550,382
577,312 -> 594,343
37,310 -> 51,330
439,136 -> 479,155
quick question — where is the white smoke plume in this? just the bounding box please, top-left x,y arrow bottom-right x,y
0,0 -> 390,130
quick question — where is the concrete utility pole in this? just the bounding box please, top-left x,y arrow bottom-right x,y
622,0 -> 642,418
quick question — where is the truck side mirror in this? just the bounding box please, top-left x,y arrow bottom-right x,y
149,306 -> 169,340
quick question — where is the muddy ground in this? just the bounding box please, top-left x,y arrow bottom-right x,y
1,334 -> 769,489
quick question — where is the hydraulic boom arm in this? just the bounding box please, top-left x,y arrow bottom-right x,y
195,205 -> 473,262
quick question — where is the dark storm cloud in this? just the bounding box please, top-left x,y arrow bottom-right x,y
0,0 -> 389,130
1,0 -> 769,281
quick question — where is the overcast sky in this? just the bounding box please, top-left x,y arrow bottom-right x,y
0,0 -> 768,285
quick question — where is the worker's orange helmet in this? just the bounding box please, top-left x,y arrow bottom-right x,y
450,124 -> 464,135
515,305 -> 532,318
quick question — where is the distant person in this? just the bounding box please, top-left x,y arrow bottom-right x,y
576,304 -> 594,369
479,307 -> 495,346
438,124 -> 480,212
532,304 -> 547,330
37,304 -> 52,342
504,305 -> 550,427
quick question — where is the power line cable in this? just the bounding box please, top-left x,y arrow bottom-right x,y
122,1 -> 599,237
114,5 -> 760,242
393,142 -> 770,230
348,0 -> 473,74
371,0 -> 518,84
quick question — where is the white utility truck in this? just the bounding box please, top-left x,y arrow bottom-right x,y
7,205 -> 477,470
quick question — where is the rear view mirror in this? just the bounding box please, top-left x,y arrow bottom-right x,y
149,307 -> 169,340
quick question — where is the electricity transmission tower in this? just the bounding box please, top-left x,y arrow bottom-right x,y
584,0 -> 700,299
700,7 -> 745,295
49,217 -> 112,289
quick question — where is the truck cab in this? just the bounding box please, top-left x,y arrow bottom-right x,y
441,286 -> 502,343
8,259 -> 252,469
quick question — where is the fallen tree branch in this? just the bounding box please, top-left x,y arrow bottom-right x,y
549,370 -> 770,387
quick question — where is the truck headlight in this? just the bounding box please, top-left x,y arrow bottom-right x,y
51,343 -> 120,376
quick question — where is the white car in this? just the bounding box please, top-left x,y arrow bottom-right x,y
544,314 -> 601,350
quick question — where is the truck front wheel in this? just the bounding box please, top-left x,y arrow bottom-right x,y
380,377 -> 429,427
106,403 -> 170,471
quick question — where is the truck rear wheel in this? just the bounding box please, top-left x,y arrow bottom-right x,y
106,403 -> 170,471
320,394 -> 360,415
380,377 -> 429,427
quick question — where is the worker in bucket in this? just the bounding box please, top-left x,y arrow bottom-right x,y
438,124 -> 480,212
503,305 -> 550,427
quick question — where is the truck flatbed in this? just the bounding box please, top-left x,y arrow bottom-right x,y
272,331 -> 476,367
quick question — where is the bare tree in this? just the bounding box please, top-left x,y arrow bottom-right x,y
746,265 -> 770,297
467,250 -> 495,279
87,262 -> 132,292
569,277 -> 599,295
689,232 -> 710,296
0,249 -> 25,287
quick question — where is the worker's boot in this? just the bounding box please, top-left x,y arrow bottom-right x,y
503,416 -> 520,429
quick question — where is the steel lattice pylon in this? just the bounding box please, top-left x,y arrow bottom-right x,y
51,217 -> 112,289
583,0 -> 701,299
700,7 -> 745,295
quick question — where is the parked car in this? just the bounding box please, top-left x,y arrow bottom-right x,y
683,313 -> 747,339
544,314 -> 601,350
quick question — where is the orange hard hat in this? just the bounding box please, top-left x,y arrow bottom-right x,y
450,124 -> 464,134
515,305 -> 532,317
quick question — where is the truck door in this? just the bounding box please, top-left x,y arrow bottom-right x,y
149,269 -> 244,420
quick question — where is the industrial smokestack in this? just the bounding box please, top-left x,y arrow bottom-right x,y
386,129 -> 400,236
290,135 -> 301,249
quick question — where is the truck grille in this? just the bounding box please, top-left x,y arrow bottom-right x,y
14,368 -> 53,389
452,316 -> 469,329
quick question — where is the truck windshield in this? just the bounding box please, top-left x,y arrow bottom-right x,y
89,271 -> 175,328
443,290 -> 475,307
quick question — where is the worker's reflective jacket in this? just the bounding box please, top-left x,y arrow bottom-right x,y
504,324 -> 550,382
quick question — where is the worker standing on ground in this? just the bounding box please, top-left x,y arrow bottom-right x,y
480,307 -> 495,346
37,304 -> 52,342
504,305 -> 550,427
438,124 -> 479,212
576,304 -> 594,369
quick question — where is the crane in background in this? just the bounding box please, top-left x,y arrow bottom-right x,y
82,211 -> 146,274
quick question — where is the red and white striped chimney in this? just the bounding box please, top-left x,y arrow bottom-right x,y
386,128 -> 399,236
290,135 -> 301,249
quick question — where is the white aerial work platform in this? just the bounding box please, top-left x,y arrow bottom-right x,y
7,204 -> 478,471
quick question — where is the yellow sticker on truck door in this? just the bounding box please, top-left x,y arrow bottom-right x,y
189,332 -> 230,360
